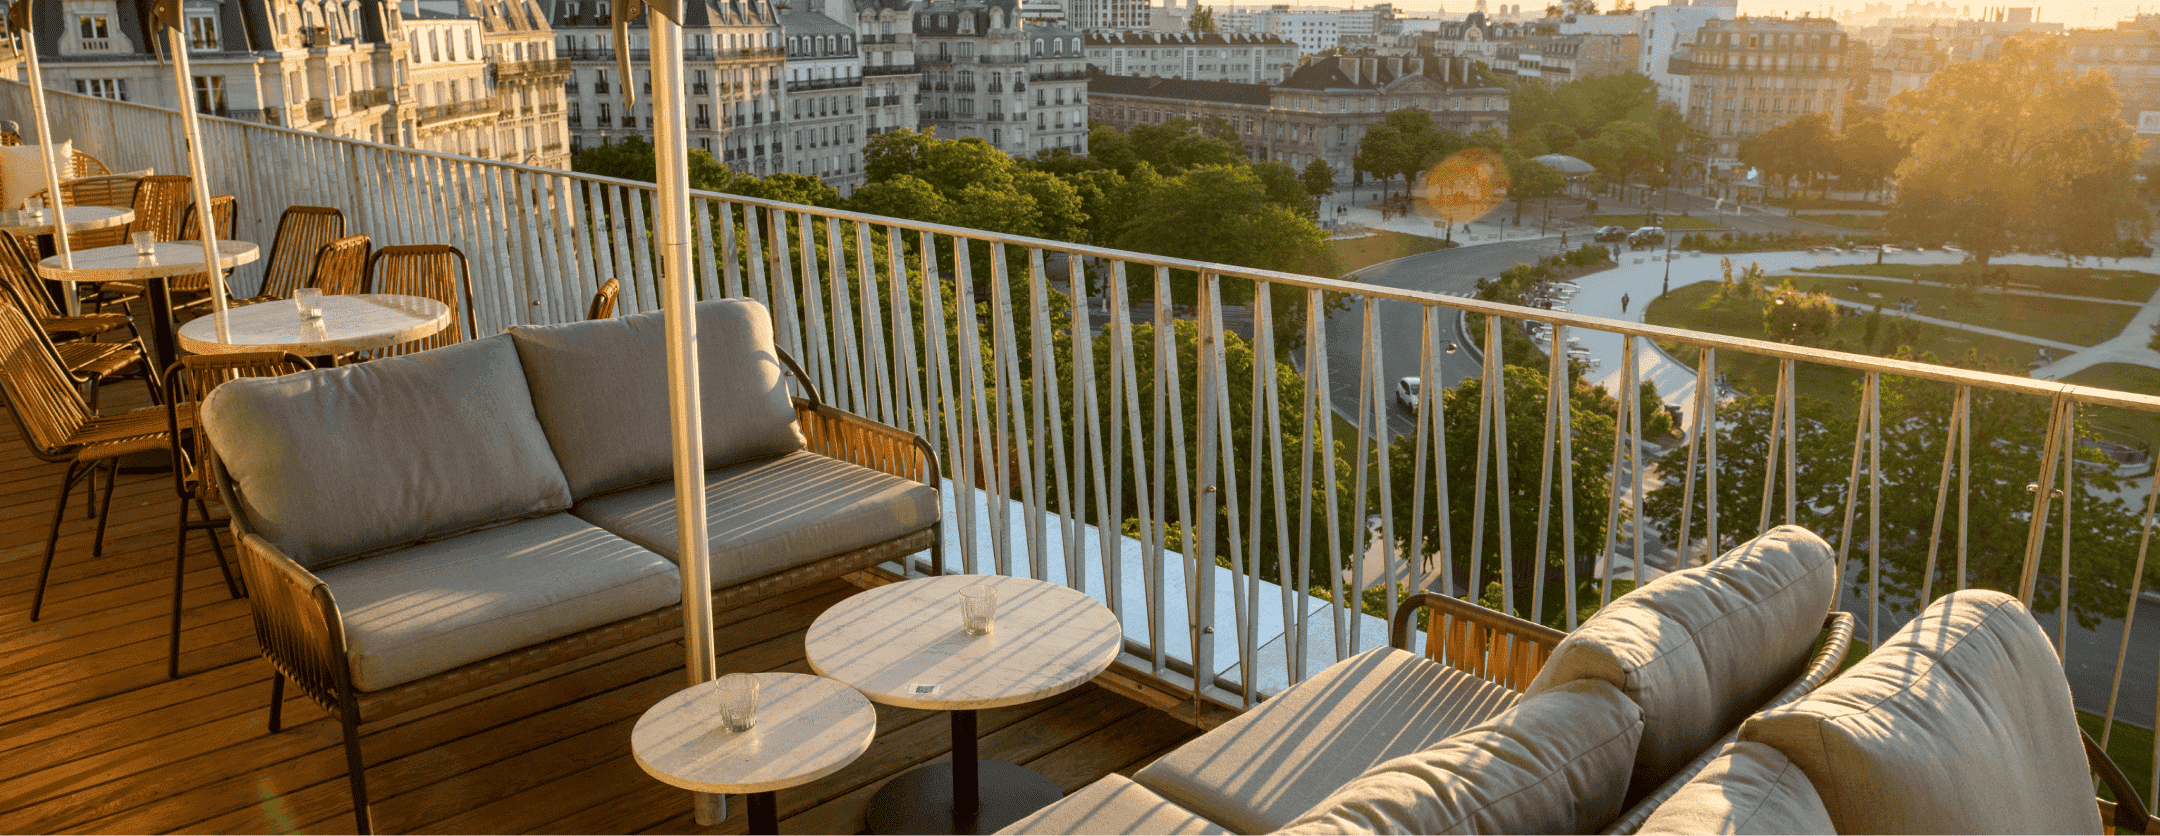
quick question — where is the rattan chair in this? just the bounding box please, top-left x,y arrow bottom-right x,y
161,352 -> 313,678
86,175 -> 193,312
586,277 -> 620,320
363,244 -> 476,358
0,231 -> 135,342
310,234 -> 372,296
168,195 -> 237,312
0,302 -> 186,623
246,207 -> 346,303
0,276 -> 151,409
31,174 -> 149,312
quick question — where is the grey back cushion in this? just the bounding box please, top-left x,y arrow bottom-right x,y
202,335 -> 573,569
1741,590 -> 2102,835
1637,742 -> 1836,835
1522,524 -> 1836,804
507,298 -> 805,500
1273,679 -> 1643,836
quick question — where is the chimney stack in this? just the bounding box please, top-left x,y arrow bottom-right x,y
1344,56 -> 1361,83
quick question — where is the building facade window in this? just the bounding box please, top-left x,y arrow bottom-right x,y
186,11 -> 219,50
192,74 -> 225,113
74,78 -> 126,100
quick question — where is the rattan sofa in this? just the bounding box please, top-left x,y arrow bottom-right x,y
200,298 -> 942,834
1640,589 -> 2155,835
999,525 -> 1855,836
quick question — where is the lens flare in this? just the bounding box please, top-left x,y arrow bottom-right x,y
1418,148 -> 1508,224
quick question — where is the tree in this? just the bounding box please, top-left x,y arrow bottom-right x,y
1761,281 -> 1838,343
1576,120 -> 1659,197
1190,4 -> 1216,32
1737,114 -> 1839,197
1504,151 -> 1565,226
1354,108 -> 1463,198
853,131 -> 1084,240
1565,0 -> 1596,13
1252,160 -> 1316,217
1833,118 -> 1904,201
1300,158 -> 1337,197
1128,117 -> 1246,174
1885,37 -> 2151,268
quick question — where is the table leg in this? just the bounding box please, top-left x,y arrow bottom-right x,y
111,277 -> 179,474
747,790 -> 778,834
863,708 -> 1064,835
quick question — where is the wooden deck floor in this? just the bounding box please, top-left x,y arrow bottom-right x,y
0,379 -> 1201,834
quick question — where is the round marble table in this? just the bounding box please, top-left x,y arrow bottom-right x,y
177,293 -> 450,356
632,672 -> 876,834
38,240 -> 259,375
0,205 -> 133,236
806,574 -> 1121,834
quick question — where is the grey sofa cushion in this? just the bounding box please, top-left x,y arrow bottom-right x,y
1133,647 -> 1521,834
1274,678 -> 1642,836
202,335 -> 573,569
507,298 -> 805,500
996,774 -> 1231,836
573,450 -> 938,587
1740,590 -> 2101,835
1637,742 -> 1835,835
1523,524 -> 1835,803
316,513 -> 681,691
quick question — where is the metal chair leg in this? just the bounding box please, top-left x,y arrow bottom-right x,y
341,708 -> 373,834
267,674 -> 285,733
89,459 -> 117,558
169,498 -> 190,679
196,497 -> 243,599
31,461 -> 87,622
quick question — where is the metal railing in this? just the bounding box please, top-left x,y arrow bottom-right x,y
22,82 -> 2160,785
787,76 -> 862,92
417,98 -> 499,123
1030,68 -> 1088,81
866,62 -> 919,76
497,57 -> 573,80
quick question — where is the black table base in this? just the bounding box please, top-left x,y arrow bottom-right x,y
747,790 -> 778,834
864,709 -> 1063,834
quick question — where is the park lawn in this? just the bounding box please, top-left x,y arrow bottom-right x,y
1797,263 -> 2160,302
1803,213 -> 1882,230
2058,364 -> 2160,453
1765,195 -> 1886,211
1783,276 -> 2137,348
1645,281 -> 2045,421
1591,214 -> 1721,230
2079,711 -> 2156,807
1335,229 -> 1454,276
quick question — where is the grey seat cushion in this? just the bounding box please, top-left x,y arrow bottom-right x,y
996,774 -> 1231,836
1522,524 -> 1836,803
572,451 -> 939,587
507,298 -> 805,501
1274,679 -> 1643,836
317,513 -> 682,692
202,335 -> 573,569
1637,742 -> 1836,836
1133,647 -> 1521,834
1740,590 -> 2101,835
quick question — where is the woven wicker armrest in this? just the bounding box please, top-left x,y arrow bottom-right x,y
1603,611 -> 1857,835
1389,592 -> 1569,693
2091,729 -> 2155,834
792,398 -> 939,487
231,528 -> 354,716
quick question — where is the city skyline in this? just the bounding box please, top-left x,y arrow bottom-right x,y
1178,0 -> 2147,30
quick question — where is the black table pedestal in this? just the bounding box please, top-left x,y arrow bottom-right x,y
864,709 -> 1063,835
747,790 -> 778,834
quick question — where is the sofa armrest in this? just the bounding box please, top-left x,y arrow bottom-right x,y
793,398 -> 940,488
231,525 -> 356,714
1390,592 -> 1567,693
2091,729 -> 2155,834
1604,611 -> 1856,835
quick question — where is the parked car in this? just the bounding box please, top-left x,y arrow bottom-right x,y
1629,226 -> 1666,247
1593,225 -> 1629,242
1395,377 -> 1422,409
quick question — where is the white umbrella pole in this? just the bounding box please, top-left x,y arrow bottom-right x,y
162,24 -> 229,343
648,12 -> 719,826
16,10 -> 76,313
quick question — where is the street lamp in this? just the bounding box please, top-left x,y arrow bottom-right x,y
1661,234 -> 1674,297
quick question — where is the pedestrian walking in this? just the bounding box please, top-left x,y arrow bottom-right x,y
1621,293 -> 1631,313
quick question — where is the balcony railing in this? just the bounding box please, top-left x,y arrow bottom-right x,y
497,56 -> 573,81
866,62 -> 919,76
25,81 -> 2160,754
416,97 -> 499,124
1030,68 -> 1088,81
787,76 -> 862,92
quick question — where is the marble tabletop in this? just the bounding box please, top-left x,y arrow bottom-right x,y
805,574 -> 1122,711
37,240 -> 258,282
0,205 -> 132,236
177,294 -> 451,355
631,672 -> 877,795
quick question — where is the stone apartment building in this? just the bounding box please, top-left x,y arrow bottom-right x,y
781,1 -> 865,190
855,0 -> 919,154
408,0 -> 570,168
1089,54 -> 1508,176
552,0 -> 788,174
479,0 -> 574,168
1671,15 -> 1847,182
914,0 -> 1086,157
1083,31 -> 1296,84
1491,32 -> 1638,85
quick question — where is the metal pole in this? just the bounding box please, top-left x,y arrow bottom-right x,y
162,23 -> 230,343
12,11 -> 74,313
650,11 -> 720,828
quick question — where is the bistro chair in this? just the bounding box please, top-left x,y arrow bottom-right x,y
0,277 -> 151,410
87,175 -> 193,313
170,194 -> 238,312
246,206 -> 345,303
309,234 -> 372,296
0,231 -> 136,342
0,302 -> 184,623
362,244 -> 476,358
161,352 -> 313,678
31,174 -> 150,312
587,277 -> 620,320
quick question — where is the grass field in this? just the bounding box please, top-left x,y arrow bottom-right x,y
1590,213 -> 1721,230
1334,229 -> 1454,276
1798,263 -> 2160,302
2059,364 -> 2160,452
1765,195 -> 1887,211
1802,213 -> 1882,231
1783,276 -> 2138,348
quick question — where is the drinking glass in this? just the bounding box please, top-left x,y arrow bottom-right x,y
294,287 -> 324,320
23,197 -> 42,220
961,584 -> 996,636
132,232 -> 156,258
715,673 -> 759,732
